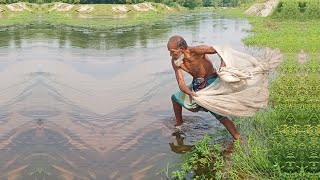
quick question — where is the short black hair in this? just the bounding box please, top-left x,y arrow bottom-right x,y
177,38 -> 188,49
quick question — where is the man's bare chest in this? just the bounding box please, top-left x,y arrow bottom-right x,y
181,59 -> 205,75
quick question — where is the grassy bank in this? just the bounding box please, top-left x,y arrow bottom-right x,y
0,2 -> 185,29
0,3 -> 37,26
41,2 -> 185,30
168,0 -> 320,179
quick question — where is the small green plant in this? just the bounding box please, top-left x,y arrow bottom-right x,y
169,134 -> 227,180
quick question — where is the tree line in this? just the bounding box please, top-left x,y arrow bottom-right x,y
0,0 -> 254,9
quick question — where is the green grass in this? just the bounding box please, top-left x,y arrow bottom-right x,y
0,11 -> 37,27
0,3 -> 39,26
244,19 -> 320,53
273,0 -> 320,20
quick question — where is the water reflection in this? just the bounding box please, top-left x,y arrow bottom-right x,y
0,13 -> 250,51
0,22 -> 172,50
0,11 -> 251,179
169,132 -> 194,154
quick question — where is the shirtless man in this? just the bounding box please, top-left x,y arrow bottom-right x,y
168,35 -> 240,140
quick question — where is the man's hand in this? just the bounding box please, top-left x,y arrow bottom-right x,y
191,92 -> 198,97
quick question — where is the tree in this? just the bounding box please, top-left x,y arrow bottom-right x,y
184,0 -> 201,9
202,0 -> 213,7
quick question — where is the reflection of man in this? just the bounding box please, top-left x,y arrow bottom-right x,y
167,35 -> 240,140
169,132 -> 193,154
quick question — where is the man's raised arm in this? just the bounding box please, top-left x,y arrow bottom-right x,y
189,45 -> 217,55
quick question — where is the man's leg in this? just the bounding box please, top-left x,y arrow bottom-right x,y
220,117 -> 240,140
172,99 -> 183,126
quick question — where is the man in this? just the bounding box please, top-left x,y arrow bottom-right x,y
168,35 -> 240,140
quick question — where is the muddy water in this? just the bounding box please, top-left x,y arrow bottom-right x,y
0,12 -> 251,179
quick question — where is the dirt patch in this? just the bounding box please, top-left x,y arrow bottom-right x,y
6,3 -> 32,12
244,0 -> 279,17
0,7 -> 4,13
112,5 -> 129,12
263,19 -> 279,30
298,50 -> 308,64
159,3 -> 173,11
49,3 -> 74,12
132,2 -> 156,11
165,5 -> 173,11
77,5 -> 94,12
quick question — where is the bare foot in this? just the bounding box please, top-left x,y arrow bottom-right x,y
234,137 -> 246,146
222,141 -> 235,158
240,138 -> 246,145
174,125 -> 182,131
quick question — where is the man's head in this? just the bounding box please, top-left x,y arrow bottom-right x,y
167,35 -> 188,60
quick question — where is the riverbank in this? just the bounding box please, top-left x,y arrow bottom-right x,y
0,3 -> 37,26
42,2 -> 186,30
0,2 -> 186,29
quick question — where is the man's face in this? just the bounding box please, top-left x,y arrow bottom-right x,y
168,49 -> 182,60
167,43 -> 183,60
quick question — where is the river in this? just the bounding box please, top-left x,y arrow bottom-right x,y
0,11 -> 251,179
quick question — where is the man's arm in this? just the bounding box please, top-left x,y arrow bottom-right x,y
189,45 -> 217,55
189,46 -> 225,70
171,60 -> 196,97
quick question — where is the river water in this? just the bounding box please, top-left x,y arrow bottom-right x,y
0,12 -> 251,179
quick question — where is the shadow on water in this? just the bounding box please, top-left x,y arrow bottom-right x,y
169,132 -> 194,154
169,131 -> 235,155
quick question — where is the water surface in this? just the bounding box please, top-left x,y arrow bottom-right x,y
0,12 -> 251,179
